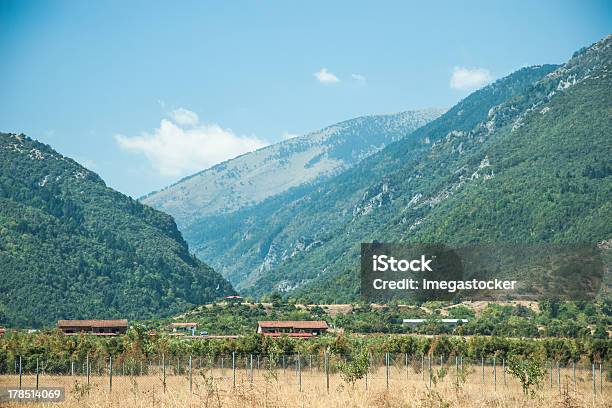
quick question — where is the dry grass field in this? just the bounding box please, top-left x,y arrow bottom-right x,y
0,365 -> 609,408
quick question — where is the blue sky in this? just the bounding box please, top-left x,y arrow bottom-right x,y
1,1 -> 610,197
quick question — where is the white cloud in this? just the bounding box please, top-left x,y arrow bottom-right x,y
351,73 -> 366,82
314,68 -> 340,83
449,67 -> 493,91
115,108 -> 268,177
168,108 -> 199,127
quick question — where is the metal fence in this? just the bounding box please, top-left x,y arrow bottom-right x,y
1,353 -> 609,398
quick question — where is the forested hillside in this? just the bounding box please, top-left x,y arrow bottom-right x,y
193,36 -> 610,299
282,36 -> 612,302
188,63 -> 559,291
0,134 -> 234,327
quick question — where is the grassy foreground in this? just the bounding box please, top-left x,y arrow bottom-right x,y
1,366 -> 608,408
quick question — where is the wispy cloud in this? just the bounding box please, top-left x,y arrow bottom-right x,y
115,108 -> 268,177
314,68 -> 340,83
351,73 -> 366,82
449,67 -> 493,91
168,108 -> 199,127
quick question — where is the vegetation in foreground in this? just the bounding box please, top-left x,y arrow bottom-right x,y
0,324 -> 609,376
0,365 -> 609,408
150,298 -> 611,339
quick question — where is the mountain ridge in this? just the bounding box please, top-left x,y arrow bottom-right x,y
0,133 -> 234,327
181,63 -> 561,291
184,35 -> 611,299
268,36 -> 612,301
141,108 -> 444,225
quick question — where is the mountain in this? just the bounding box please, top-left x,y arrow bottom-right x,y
195,35 -> 611,299
0,133 -> 234,327
141,109 -> 444,226
179,64 -> 559,292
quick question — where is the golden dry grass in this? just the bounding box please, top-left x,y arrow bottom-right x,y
1,366 -> 609,407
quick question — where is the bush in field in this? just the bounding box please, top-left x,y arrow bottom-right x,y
506,354 -> 546,397
338,346 -> 370,388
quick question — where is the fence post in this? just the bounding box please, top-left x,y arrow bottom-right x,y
455,356 -> 459,386
36,357 -> 39,390
325,352 -> 329,394
250,354 -> 253,383
600,363 -> 603,395
428,356 -> 432,388
557,361 -> 560,394
109,356 -> 113,393
502,358 -> 506,385
86,354 -> 90,388
550,361 -> 553,389
19,356 -> 22,390
71,359 -> 74,376
309,355 -> 312,372
405,353 -> 408,379
572,360 -> 576,390
493,357 -> 497,391
421,355 -> 424,381
365,354 -> 368,390
481,357 -> 484,385
232,352 -> 236,388
188,355 -> 192,393
385,352 -> 389,390
592,363 -> 596,400
162,353 -> 166,394
297,352 -> 301,392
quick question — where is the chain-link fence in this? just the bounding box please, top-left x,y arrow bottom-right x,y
0,353 -> 609,399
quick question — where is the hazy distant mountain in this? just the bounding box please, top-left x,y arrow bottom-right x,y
193,35 -> 611,299
0,134 -> 234,327
141,109 -> 443,226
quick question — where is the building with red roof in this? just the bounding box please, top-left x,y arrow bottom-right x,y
57,319 -> 128,336
256,320 -> 328,337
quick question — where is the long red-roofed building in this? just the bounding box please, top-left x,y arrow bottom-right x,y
256,321 -> 328,337
57,319 -> 128,336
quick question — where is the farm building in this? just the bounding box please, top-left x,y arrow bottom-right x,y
256,321 -> 328,337
224,295 -> 242,302
57,319 -> 128,336
0,326 -> 5,337
402,318 -> 468,328
168,322 -> 198,336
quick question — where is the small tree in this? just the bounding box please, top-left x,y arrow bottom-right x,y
338,347 -> 370,388
506,354 -> 546,397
